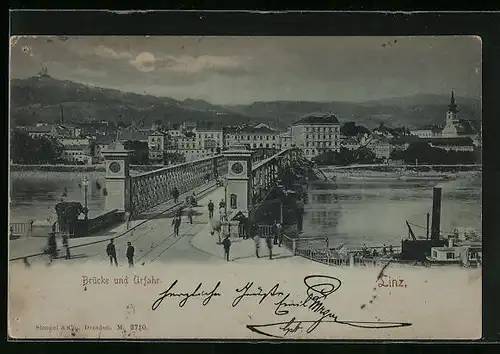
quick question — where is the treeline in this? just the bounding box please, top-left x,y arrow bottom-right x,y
313,147 -> 378,166
10,130 -> 63,164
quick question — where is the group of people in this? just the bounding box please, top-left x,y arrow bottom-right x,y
43,232 -> 71,263
361,243 -> 394,258
207,198 -> 226,221
106,238 -> 135,267
220,220 -> 283,262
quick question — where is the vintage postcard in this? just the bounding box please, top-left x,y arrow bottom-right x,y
8,36 -> 482,340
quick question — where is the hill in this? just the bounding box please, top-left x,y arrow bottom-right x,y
224,94 -> 481,129
10,76 -> 481,129
9,75 -> 265,127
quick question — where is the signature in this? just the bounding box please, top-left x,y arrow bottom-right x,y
237,275 -> 411,338
151,279 -> 222,310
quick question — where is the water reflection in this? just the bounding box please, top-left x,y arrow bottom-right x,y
302,176 -> 482,247
9,171 -> 107,222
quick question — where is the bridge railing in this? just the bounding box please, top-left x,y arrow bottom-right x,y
251,148 -> 302,206
130,155 -> 228,215
9,221 -> 33,239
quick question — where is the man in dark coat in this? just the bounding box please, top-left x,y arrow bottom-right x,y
222,235 -> 231,262
266,234 -> 273,260
208,200 -> 214,219
126,242 -> 135,268
106,238 -> 118,266
172,188 -> 180,203
172,215 -> 181,236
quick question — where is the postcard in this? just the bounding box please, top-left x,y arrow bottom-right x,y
8,35 -> 482,340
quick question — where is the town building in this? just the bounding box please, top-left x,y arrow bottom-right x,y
279,129 -> 293,150
94,135 -> 115,162
441,91 -> 479,139
23,124 -> 72,139
225,124 -> 280,150
411,125 -> 443,138
410,91 -> 480,141
342,136 -> 362,151
148,130 -> 168,162
193,128 -> 224,153
291,113 -> 341,159
364,135 -> 392,160
61,145 -> 93,165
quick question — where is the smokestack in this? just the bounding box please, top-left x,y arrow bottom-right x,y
426,212 -> 430,240
431,186 -> 442,241
60,105 -> 64,125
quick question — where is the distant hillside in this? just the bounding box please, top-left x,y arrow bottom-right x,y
224,94 -> 481,129
9,76 -> 265,127
10,76 -> 481,129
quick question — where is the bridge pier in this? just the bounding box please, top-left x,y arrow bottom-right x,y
102,143 -> 132,213
224,146 -> 253,219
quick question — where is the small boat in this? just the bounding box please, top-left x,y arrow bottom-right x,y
102,188 -> 108,196
95,181 -> 102,190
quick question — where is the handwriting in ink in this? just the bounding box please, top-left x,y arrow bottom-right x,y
151,279 -> 221,310
242,274 -> 411,337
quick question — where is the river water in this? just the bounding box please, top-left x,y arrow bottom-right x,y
302,175 -> 482,247
9,171 -> 482,247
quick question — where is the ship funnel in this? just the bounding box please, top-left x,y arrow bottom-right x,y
431,186 -> 442,241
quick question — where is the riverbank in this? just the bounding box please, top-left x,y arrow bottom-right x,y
9,164 -> 165,173
320,164 -> 481,180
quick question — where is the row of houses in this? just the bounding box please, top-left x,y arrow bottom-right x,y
14,90 -> 480,165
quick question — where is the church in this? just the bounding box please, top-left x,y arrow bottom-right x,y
440,91 -> 479,139
411,91 -> 480,142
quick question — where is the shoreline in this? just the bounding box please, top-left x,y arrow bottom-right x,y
9,164 -> 165,173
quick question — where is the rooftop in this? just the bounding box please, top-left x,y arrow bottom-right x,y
293,113 -> 340,125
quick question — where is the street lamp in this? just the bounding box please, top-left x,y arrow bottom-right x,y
223,177 -> 228,216
82,176 -> 89,221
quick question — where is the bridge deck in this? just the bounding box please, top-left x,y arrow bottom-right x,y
10,184 -> 293,266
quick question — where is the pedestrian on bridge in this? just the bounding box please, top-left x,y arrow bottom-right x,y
266,233 -> 273,260
126,242 -> 135,268
222,235 -> 231,262
106,239 -> 118,267
254,231 -> 261,258
172,215 -> 181,237
186,206 -> 194,224
172,188 -> 180,204
62,234 -> 71,260
208,200 -> 214,219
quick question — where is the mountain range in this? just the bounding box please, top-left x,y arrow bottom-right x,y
10,75 -> 481,129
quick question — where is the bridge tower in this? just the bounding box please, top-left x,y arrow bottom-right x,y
102,142 -> 133,213
224,145 -> 253,218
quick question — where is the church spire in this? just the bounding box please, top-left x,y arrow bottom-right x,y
448,90 -> 458,113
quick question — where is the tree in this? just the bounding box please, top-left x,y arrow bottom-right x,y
10,130 -> 63,164
355,146 -> 377,164
341,122 -> 370,137
55,201 -> 85,234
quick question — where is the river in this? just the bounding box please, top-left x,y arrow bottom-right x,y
302,175 -> 482,247
9,171 -> 482,247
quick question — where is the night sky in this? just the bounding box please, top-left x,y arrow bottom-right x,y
10,36 -> 481,105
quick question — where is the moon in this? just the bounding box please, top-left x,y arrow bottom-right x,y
132,52 -> 156,72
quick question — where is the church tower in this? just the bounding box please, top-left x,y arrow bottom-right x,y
446,90 -> 459,125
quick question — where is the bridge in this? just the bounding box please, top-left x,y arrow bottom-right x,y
9,145 -> 306,264
103,143 -> 304,224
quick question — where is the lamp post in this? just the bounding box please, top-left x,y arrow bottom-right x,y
82,176 -> 89,221
223,178 -> 228,216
